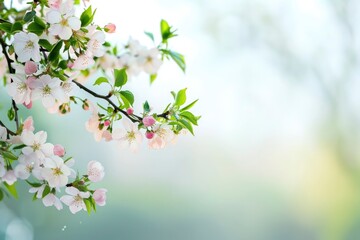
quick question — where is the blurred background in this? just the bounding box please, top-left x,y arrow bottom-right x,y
1,0 -> 360,239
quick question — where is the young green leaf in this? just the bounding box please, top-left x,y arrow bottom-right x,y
120,90 -> 134,106
143,101 -> 150,113
175,88 -> 187,107
180,99 -> 198,112
168,50 -> 186,72
94,77 -> 109,86
23,10 -> 36,23
27,21 -> 45,36
39,39 -> 53,51
4,182 -> 18,199
80,6 -> 95,27
0,23 -> 12,33
11,21 -> 23,33
144,31 -> 155,42
48,40 -> 63,62
114,68 -> 128,87
178,119 -> 194,135
150,74 -> 157,84
160,19 -> 177,43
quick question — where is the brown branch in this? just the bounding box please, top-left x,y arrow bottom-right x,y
0,120 -> 16,137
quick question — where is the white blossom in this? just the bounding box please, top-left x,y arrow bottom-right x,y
60,187 -> 90,214
12,32 -> 41,62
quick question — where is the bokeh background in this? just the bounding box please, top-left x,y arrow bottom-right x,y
2,0 -> 360,239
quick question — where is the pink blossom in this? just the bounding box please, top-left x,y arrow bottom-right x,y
143,116 -> 156,127
145,131 -> 154,139
53,144 -> 65,157
87,161 -> 105,182
23,101 -> 32,109
104,23 -> 116,33
43,193 -> 63,210
60,187 -> 90,214
93,188 -> 107,206
24,61 -> 37,75
126,107 -> 134,115
23,116 -> 34,131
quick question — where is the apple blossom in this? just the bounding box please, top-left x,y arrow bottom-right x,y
60,187 -> 90,214
53,144 -> 65,157
23,116 -> 35,132
7,72 -> 32,105
12,32 -> 41,62
29,184 -> 46,199
86,31 -> 106,57
145,131 -> 155,139
112,119 -> 143,152
126,107 -> 134,115
14,154 -> 36,180
3,170 -> 17,185
24,61 -> 37,75
31,75 -> 67,108
21,130 -> 54,159
41,155 -> 72,188
87,160 -> 105,182
143,116 -> 156,127
43,193 -> 63,210
93,188 -> 107,206
46,2 -> 81,40
72,53 -> 95,70
137,48 -> 163,74
104,23 -> 116,33
148,125 -> 175,149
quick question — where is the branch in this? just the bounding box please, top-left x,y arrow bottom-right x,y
73,80 -> 142,123
0,120 -> 16,136
0,36 -> 19,130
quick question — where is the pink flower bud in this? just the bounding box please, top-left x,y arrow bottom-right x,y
145,131 -> 155,139
104,23 -> 116,33
24,61 -> 37,75
93,188 -> 107,206
26,76 -> 37,89
104,120 -> 111,127
87,161 -> 105,182
142,116 -> 156,127
23,116 -> 34,131
54,144 -> 65,157
67,62 -> 74,68
23,101 -> 32,109
126,107 -> 134,115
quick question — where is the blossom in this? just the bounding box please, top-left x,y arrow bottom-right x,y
118,53 -> 141,76
53,144 -> 65,157
29,184 -> 46,199
60,187 -> 90,214
24,61 -> 37,75
14,154 -> 36,180
143,116 -> 156,127
21,130 -> 54,159
46,2 -> 81,40
23,116 -> 35,132
0,125 -> 7,141
12,32 -> 41,62
31,74 -> 66,108
7,72 -> 32,105
86,31 -> 106,57
72,53 -> 95,70
104,23 -> 116,33
41,156 -> 71,188
2,170 -> 17,185
112,119 -> 142,152
145,131 -> 154,139
87,161 -> 105,182
126,107 -> 134,115
137,48 -> 162,74
43,193 -> 63,210
148,125 -> 175,149
0,156 -> 6,178
93,188 -> 107,206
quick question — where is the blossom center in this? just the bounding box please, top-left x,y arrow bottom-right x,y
52,167 -> 63,176
42,85 -> 52,96
60,18 -> 68,27
25,40 -> 34,49
26,164 -> 34,173
126,131 -> 136,142
17,82 -> 27,94
32,142 -> 41,151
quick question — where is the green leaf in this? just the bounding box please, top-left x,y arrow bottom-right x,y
84,198 -> 92,215
0,189 -> 3,201
144,31 -> 154,42
120,90 -> 134,107
7,108 -> 14,121
80,6 -> 95,27
175,88 -> 187,107
143,101 -> 150,113
180,111 -> 198,125
42,185 -> 50,198
0,23 -> 12,33
12,144 -> 26,150
48,41 -> 63,62
168,50 -> 186,72
23,10 -> 36,23
114,68 -> 127,87
4,182 -> 18,199
11,22 -> 23,33
160,19 -> 177,43
150,74 -> 157,84
26,180 -> 42,188
27,21 -> 45,36
39,39 -> 53,51
178,119 -> 194,135
58,60 -> 68,69
34,16 -> 46,29
180,99 -> 198,112
94,77 -> 109,86
2,151 -> 18,161
171,91 -> 176,100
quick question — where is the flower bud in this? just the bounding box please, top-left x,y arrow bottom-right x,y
142,116 -> 156,127
93,188 -> 107,206
126,107 -> 134,115
104,120 -> 111,127
23,101 -> 32,109
24,61 -> 37,75
145,131 -> 154,139
54,144 -> 65,157
104,23 -> 116,33
82,99 -> 90,111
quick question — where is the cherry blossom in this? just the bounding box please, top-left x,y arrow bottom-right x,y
46,2 -> 81,40
93,188 -> 107,206
12,32 -> 41,62
2,170 -> 17,185
137,48 -> 162,74
31,74 -> 66,108
21,130 -> 54,159
14,154 -> 36,180
60,187 -> 90,214
41,155 -> 72,188
43,193 -> 63,210
148,125 -> 175,149
112,119 -> 142,152
87,161 -> 105,182
7,72 -> 32,105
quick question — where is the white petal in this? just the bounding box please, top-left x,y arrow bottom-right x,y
46,10 -> 61,24
68,17 -> 81,31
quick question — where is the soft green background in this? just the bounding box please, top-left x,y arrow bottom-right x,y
2,0 -> 360,239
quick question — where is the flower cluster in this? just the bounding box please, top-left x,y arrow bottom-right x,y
0,0 -> 199,214
0,117 -> 106,214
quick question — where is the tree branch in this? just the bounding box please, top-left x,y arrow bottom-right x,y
0,120 -> 16,136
